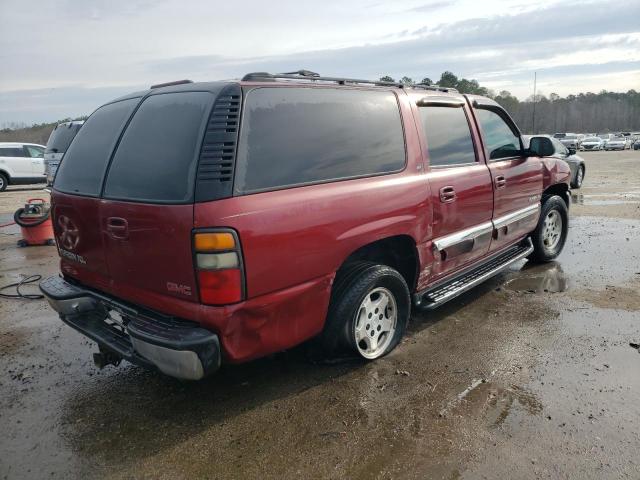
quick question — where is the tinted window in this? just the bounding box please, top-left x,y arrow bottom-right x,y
0,147 -> 25,157
235,88 -> 405,193
46,124 -> 81,153
55,99 -> 138,196
476,109 -> 522,160
419,106 -> 476,167
104,92 -> 212,203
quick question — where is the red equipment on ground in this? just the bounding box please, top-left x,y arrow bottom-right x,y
13,198 -> 55,247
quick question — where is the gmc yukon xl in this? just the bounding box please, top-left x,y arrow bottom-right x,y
40,71 -> 571,380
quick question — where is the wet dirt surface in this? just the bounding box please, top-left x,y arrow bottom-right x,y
1,151 -> 639,479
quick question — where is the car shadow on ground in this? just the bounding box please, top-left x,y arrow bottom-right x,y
57,265 -> 518,464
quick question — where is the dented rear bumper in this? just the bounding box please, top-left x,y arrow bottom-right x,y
39,276 -> 221,380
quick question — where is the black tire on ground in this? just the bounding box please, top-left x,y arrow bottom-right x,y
571,165 -> 584,189
0,173 -> 8,192
321,262 -> 410,360
528,195 -> 569,263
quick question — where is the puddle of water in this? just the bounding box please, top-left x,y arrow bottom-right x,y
505,262 -> 568,293
571,193 -> 639,206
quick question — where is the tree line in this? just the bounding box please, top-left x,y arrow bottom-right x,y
0,117 -> 87,145
1,72 -> 638,143
382,71 -> 640,134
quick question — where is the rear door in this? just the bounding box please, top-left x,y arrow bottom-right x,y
0,146 -> 29,178
471,103 -> 543,253
52,98 -> 140,288
100,91 -> 214,304
415,95 -> 494,279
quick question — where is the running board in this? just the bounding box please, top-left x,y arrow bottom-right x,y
415,238 -> 534,309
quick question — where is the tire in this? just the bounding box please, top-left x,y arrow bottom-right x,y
528,195 -> 569,263
571,165 -> 584,189
0,173 -> 7,192
321,262 -> 410,360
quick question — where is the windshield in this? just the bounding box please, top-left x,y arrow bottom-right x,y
564,135 -> 577,139
45,123 -> 82,153
553,133 -> 565,138
585,137 -> 600,142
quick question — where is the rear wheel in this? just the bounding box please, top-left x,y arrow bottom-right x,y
321,262 -> 410,360
528,196 -> 569,263
0,173 -> 7,192
571,165 -> 584,189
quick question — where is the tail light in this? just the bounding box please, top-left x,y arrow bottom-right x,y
193,230 -> 245,305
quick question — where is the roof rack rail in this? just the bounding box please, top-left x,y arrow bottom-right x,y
413,83 -> 459,93
150,79 -> 193,89
241,70 -> 404,87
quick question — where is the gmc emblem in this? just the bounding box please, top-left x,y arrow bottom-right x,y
166,282 -> 192,296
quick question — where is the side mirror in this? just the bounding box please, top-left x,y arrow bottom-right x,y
567,147 -> 576,155
527,136 -> 555,157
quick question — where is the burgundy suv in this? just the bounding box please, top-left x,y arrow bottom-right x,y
41,71 -> 571,380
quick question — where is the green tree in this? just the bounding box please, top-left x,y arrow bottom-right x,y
400,76 -> 414,86
420,77 -> 433,86
438,71 -> 459,88
379,75 -> 395,82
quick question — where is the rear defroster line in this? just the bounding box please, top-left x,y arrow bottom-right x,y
0,274 -> 44,300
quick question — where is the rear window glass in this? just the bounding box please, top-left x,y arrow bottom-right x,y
54,99 -> 138,196
46,124 -> 81,153
234,87 -> 405,193
419,106 -> 476,167
104,92 -> 212,203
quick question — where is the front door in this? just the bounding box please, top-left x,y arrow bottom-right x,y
416,95 -> 494,280
472,106 -> 543,253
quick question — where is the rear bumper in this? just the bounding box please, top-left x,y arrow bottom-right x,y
39,276 -> 221,380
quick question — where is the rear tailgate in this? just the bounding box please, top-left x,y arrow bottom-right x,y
98,91 -> 215,304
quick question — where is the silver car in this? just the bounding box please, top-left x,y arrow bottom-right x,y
524,135 -> 585,188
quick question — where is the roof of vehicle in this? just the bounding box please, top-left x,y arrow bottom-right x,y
0,142 -> 45,148
54,120 -> 85,128
108,71 -> 469,105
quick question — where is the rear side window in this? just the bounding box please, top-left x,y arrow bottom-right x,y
419,106 -> 476,167
46,124 -> 81,153
55,99 -> 138,196
234,87 -> 405,193
475,109 -> 522,160
104,92 -> 212,203
0,147 -> 25,157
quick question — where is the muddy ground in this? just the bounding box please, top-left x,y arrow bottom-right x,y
1,150 -> 639,479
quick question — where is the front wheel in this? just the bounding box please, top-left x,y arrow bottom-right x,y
0,173 -> 7,192
571,165 -> 584,189
321,263 -> 410,360
528,196 -> 569,263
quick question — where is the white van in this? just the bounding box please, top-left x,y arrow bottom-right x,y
44,121 -> 84,186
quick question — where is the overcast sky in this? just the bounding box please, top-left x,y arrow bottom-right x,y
1,0 -> 638,126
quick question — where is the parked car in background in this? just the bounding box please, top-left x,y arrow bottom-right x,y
581,136 -> 604,151
524,135 -> 585,188
0,142 -> 46,191
40,73 -> 571,380
559,133 -> 579,149
44,120 -> 84,186
553,133 -> 566,139
597,133 -> 614,147
605,136 -> 627,151
632,137 -> 640,150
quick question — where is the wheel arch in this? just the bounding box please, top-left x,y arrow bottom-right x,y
542,182 -> 570,208
337,235 -> 419,291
